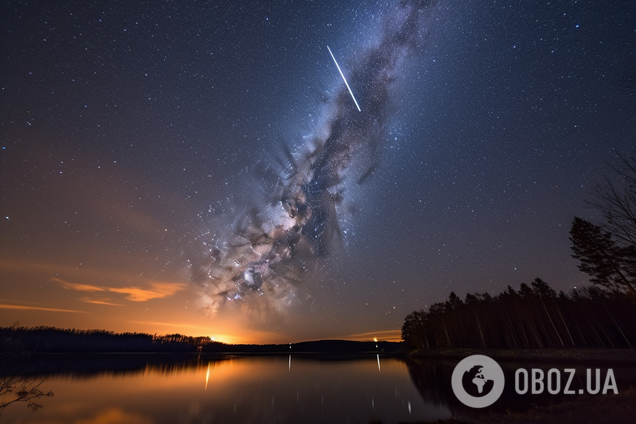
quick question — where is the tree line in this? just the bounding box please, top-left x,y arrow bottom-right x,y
402,279 -> 636,349
403,152 -> 636,350
0,325 -> 220,353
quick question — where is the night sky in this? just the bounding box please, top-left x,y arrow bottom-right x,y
1,0 -> 635,344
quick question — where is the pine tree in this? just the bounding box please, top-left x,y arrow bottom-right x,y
569,217 -> 636,297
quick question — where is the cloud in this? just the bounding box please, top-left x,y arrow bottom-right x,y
54,278 -> 186,303
0,303 -> 86,313
82,299 -> 124,306
108,282 -> 186,302
53,277 -> 105,292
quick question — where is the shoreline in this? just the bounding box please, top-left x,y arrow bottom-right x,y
406,347 -> 636,365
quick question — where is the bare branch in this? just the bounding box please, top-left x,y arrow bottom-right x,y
587,151 -> 636,246
0,376 -> 54,414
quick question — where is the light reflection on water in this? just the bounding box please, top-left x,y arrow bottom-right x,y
1,356 -> 452,424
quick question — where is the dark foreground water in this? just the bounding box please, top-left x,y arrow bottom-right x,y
1,353 -> 635,423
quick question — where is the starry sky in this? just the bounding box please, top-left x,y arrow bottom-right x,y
1,0 -> 635,344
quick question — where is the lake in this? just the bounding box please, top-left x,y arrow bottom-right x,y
0,354 -> 451,423
1,353 -> 635,423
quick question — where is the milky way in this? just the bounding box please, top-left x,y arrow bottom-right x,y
188,0 -> 438,318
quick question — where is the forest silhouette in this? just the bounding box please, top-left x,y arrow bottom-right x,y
403,151 -> 636,351
401,279 -> 635,349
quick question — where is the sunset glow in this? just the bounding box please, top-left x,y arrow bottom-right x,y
2,0 -> 634,345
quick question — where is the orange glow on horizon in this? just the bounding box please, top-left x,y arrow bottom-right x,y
0,257 -> 404,344
342,329 -> 403,343
0,310 -> 403,344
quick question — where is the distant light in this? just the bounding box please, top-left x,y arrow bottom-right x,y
374,337 -> 378,342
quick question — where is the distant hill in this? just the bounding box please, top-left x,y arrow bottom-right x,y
211,339 -> 404,354
0,326 -> 404,354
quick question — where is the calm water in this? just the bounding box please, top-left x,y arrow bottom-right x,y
2,354 -> 635,423
1,355 -> 451,424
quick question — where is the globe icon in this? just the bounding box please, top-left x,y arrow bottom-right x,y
461,365 -> 494,398
452,355 -> 505,408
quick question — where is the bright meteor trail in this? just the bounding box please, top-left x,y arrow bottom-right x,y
327,46 -> 361,112
190,1 -> 436,317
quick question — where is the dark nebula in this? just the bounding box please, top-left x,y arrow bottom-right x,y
190,0 -> 438,317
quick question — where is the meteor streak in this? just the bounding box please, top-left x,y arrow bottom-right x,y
191,1 -> 435,317
327,46 -> 361,112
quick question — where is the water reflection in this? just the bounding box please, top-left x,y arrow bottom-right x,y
3,354 -> 634,423
405,357 -> 636,417
0,355 -> 451,423
204,363 -> 210,391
